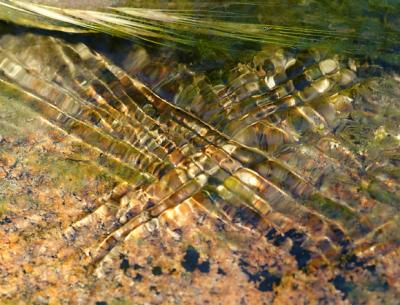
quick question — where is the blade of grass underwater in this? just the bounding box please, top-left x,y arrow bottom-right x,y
0,0 -> 88,32
0,0 -> 359,50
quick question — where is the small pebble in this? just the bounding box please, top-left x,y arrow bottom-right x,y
319,59 -> 338,75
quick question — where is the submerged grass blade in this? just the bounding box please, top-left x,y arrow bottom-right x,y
0,0 -> 359,49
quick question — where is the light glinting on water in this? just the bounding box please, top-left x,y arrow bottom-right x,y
0,32 -> 399,282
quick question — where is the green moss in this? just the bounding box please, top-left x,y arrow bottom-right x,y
0,197 -> 8,216
109,298 -> 135,305
367,180 -> 399,206
0,88 -> 50,138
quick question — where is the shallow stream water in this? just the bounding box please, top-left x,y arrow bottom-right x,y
0,1 -> 399,304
